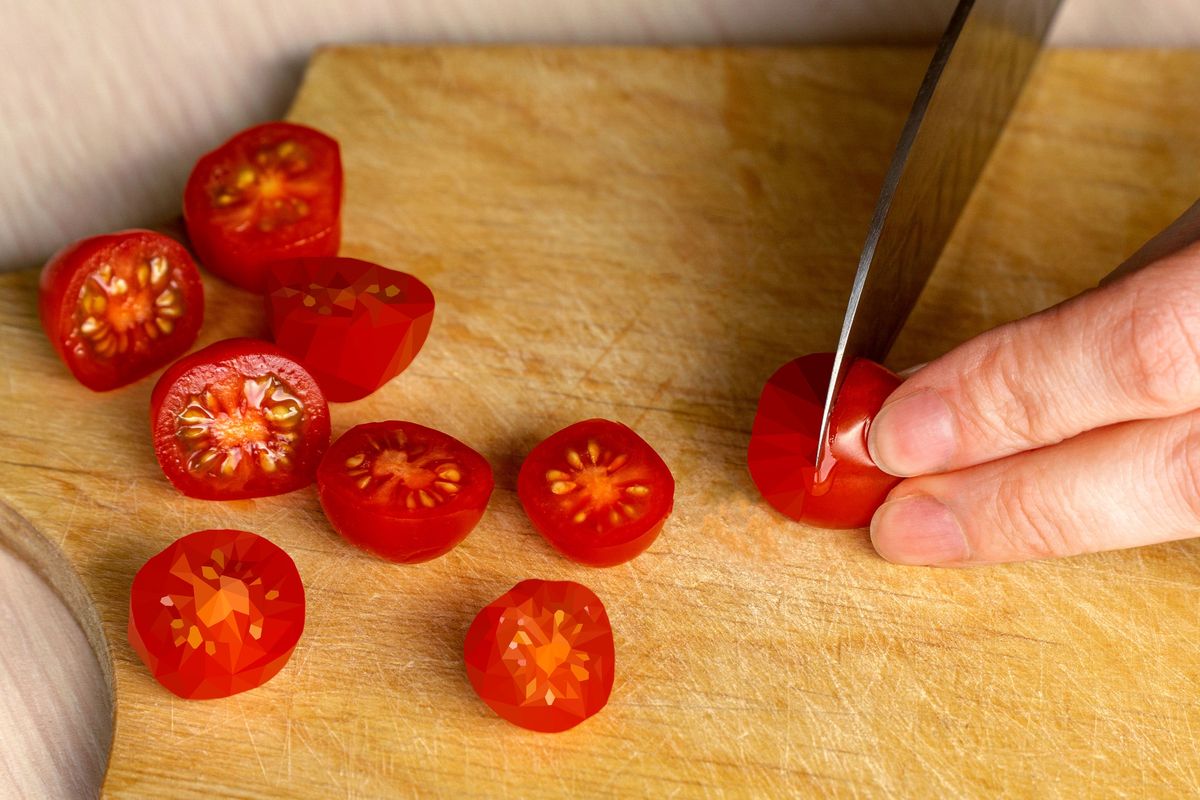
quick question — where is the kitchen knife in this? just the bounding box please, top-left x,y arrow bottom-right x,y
815,0 -> 1064,463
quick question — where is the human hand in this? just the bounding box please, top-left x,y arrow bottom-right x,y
867,208 -> 1200,566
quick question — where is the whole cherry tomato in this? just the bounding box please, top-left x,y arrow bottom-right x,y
183,122 -> 342,293
38,230 -> 204,391
747,352 -> 902,529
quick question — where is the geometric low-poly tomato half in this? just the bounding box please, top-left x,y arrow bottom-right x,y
38,229 -> 205,391
128,529 -> 304,700
464,579 -> 615,733
517,419 -> 674,567
265,257 -> 435,402
150,338 -> 330,500
183,122 -> 342,293
316,421 -> 494,563
747,352 -> 902,529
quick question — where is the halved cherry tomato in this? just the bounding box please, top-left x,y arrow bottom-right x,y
128,528 -> 305,699
317,421 -> 493,563
464,579 -> 615,732
38,230 -> 204,391
150,338 -> 330,500
183,122 -> 342,293
265,257 -> 435,402
517,419 -> 674,567
747,352 -> 902,529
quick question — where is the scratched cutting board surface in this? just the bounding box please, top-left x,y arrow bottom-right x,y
2,47 -> 1200,797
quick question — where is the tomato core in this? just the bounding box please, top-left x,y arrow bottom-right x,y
177,373 -> 305,481
207,138 -> 317,233
343,427 -> 463,510
544,438 -> 650,532
75,254 -> 185,359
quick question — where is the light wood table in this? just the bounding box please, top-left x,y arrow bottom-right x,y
2,45 -> 1199,798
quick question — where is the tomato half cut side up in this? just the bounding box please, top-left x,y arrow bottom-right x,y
150,338 -> 330,500
317,421 -> 494,563
463,579 -> 615,733
38,230 -> 204,391
128,528 -> 305,699
517,419 -> 675,567
266,257 -> 435,402
747,352 -> 902,529
183,122 -> 342,293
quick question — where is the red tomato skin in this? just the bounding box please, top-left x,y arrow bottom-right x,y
517,419 -> 675,567
463,579 -> 615,732
150,338 -> 330,500
747,352 -> 902,529
265,257 -> 436,402
183,122 -> 342,293
317,421 -> 494,563
38,230 -> 204,391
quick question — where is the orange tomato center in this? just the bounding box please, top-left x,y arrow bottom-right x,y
344,429 -> 463,510
544,438 -> 652,532
76,255 -> 184,358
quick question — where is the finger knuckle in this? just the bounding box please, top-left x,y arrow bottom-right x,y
956,329 -> 1059,450
1164,416 -> 1200,523
1113,281 -> 1200,412
989,476 -> 1078,560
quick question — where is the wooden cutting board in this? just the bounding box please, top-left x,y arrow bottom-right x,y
2,46 -> 1199,798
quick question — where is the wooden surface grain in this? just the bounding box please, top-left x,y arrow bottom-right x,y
2,46 -> 1200,798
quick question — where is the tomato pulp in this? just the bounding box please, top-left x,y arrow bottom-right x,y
150,338 -> 330,500
128,528 -> 305,699
747,352 -> 902,529
317,421 -> 493,563
464,579 -> 615,732
517,419 -> 674,567
183,122 -> 342,292
266,257 -> 435,402
38,230 -> 204,391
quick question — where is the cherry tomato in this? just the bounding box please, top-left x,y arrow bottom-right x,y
183,122 -> 342,293
317,421 -> 493,563
38,230 -> 204,391
265,257 -> 435,402
128,528 -> 304,699
150,338 -> 330,500
464,579 -> 615,732
517,419 -> 674,567
747,352 -> 902,529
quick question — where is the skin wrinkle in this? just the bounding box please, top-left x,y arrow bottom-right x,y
985,467 -> 1080,562
881,409 -> 1200,566
1161,413 -> 1200,527
1121,277 -> 1200,412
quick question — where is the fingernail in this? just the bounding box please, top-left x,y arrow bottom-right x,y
870,494 -> 968,566
898,361 -> 928,378
868,389 -> 956,476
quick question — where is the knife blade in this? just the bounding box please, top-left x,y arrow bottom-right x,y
815,0 -> 1064,464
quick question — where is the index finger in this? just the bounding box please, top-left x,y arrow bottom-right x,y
866,239 -> 1200,477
